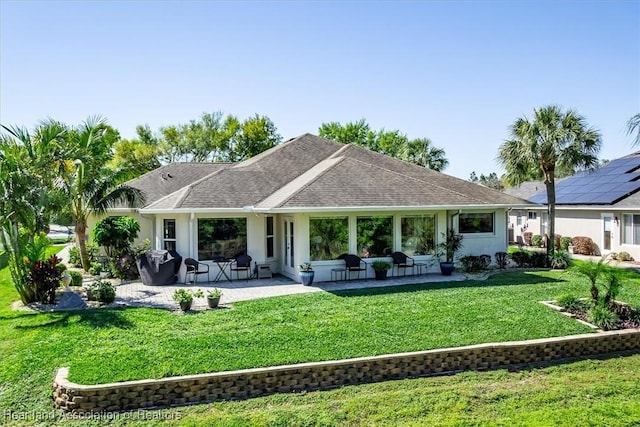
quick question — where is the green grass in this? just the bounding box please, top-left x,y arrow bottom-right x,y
1,252 -> 640,426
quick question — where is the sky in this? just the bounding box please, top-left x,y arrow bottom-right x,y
1,0 -> 638,179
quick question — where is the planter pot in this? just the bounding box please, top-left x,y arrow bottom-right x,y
300,271 -> 315,286
439,262 -> 455,276
374,270 -> 388,280
207,296 -> 220,309
179,300 -> 193,312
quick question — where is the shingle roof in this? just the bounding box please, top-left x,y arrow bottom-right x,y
503,181 -> 546,200
124,162 -> 230,206
142,134 -> 531,212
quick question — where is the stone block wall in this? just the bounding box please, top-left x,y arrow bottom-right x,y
53,329 -> 640,413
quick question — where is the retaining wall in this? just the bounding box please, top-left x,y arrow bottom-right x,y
53,329 -> 640,413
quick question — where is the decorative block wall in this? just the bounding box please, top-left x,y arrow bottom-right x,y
53,329 -> 640,413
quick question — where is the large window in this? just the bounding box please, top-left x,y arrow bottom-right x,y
357,216 -> 393,258
401,215 -> 436,256
459,213 -> 494,234
623,214 -> 640,245
197,218 -> 247,260
163,219 -> 176,251
309,217 -> 348,261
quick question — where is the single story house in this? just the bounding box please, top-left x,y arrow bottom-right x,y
94,134 -> 532,283
504,151 -> 640,259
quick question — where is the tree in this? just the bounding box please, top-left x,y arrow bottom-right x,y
0,120 -> 70,302
498,105 -> 602,259
628,113 -> 640,147
469,171 -> 504,190
109,125 -> 161,179
230,114 -> 282,162
318,119 -> 448,171
60,117 -> 145,271
401,138 -> 449,171
157,112 -> 281,163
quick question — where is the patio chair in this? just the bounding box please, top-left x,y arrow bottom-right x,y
338,253 -> 368,281
230,254 -> 253,281
184,258 -> 210,283
391,251 -> 415,277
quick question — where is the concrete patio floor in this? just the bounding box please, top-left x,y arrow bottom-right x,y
114,272 -> 470,310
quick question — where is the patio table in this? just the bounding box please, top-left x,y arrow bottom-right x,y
212,257 -> 233,282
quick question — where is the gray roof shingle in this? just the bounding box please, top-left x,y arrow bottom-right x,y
124,162 -> 230,207
142,134 -> 531,211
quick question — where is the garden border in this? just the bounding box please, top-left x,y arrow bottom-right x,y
53,329 -> 640,413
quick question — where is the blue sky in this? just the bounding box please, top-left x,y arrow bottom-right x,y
1,0 -> 638,179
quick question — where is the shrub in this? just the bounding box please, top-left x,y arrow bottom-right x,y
523,231 -> 533,246
559,236 -> 573,251
572,236 -> 596,255
555,294 -> 589,313
69,271 -> 83,287
495,252 -> 508,269
549,250 -> 571,269
93,216 -> 141,258
616,251 -> 633,262
587,305 -> 619,330
89,280 -> 116,304
25,255 -> 63,304
510,250 -> 531,268
88,262 -> 103,276
553,234 -> 561,250
69,243 -> 98,268
459,255 -> 490,272
68,246 -> 82,267
530,252 -> 548,268
531,234 -> 543,248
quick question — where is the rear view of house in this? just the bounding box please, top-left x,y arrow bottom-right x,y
92,134 -> 531,282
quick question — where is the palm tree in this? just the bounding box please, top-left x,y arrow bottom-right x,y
401,138 -> 449,171
628,113 -> 640,147
498,105 -> 602,259
61,117 -> 145,271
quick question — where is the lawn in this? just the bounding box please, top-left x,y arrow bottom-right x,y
1,251 -> 639,426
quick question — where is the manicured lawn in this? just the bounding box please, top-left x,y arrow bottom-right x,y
1,252 -> 639,425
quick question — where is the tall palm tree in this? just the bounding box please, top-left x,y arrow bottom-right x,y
628,113 -> 640,147
498,105 -> 602,258
61,117 -> 145,271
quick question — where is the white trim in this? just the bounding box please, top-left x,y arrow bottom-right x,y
140,204 -> 535,215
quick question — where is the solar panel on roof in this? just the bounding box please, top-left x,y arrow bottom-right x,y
526,155 -> 640,204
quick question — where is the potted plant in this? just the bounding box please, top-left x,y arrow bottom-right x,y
437,228 -> 464,276
371,260 -> 392,280
172,288 -> 203,312
206,288 -> 222,308
299,262 -> 315,286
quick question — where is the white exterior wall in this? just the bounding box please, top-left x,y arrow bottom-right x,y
457,209 -> 509,259
288,209 -> 509,283
141,208 -> 511,284
509,207 -> 640,260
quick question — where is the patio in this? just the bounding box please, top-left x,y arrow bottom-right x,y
114,272 -> 470,310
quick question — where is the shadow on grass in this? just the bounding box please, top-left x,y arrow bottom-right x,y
14,307 -> 135,330
328,271 -> 567,298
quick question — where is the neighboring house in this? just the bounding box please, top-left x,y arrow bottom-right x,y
504,181 -> 546,245
504,152 -> 640,259
90,134 -> 531,283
